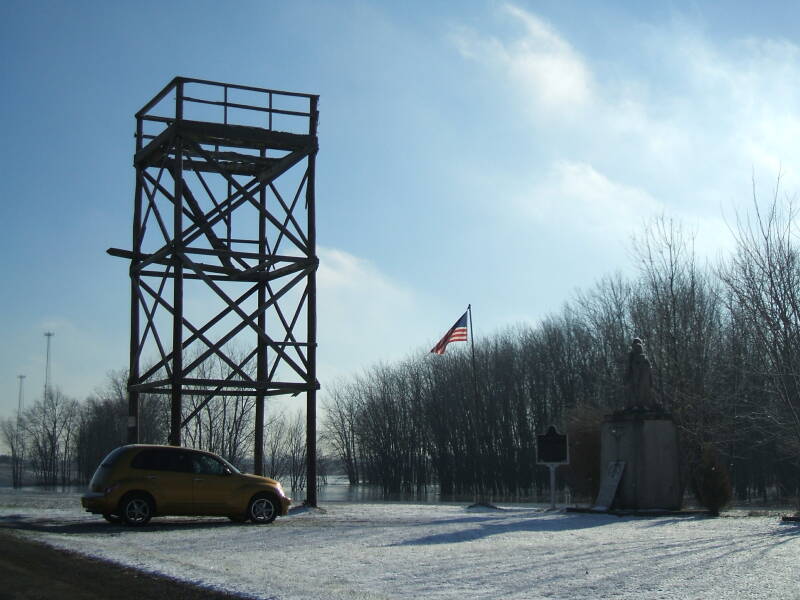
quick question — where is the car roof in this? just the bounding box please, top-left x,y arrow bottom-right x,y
122,444 -> 212,455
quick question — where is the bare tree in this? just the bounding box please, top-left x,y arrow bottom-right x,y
23,388 -> 79,488
263,409 -> 289,479
285,410 -> 307,492
719,187 -> 800,453
75,395 -> 125,483
74,370 -> 169,483
322,383 -> 362,484
182,353 -> 256,468
0,417 -> 25,487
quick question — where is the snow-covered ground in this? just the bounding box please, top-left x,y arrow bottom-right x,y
1,489 -> 798,599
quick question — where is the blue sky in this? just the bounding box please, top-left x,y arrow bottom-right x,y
2,1 -> 800,419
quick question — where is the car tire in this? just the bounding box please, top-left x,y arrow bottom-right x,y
247,494 -> 278,524
102,513 -> 122,524
120,493 -> 154,526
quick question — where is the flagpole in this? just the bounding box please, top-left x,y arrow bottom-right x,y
467,304 -> 486,504
468,304 -> 478,402
430,305 -> 491,505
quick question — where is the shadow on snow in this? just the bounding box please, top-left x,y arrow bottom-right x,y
393,510 -> 620,546
0,514 -> 252,536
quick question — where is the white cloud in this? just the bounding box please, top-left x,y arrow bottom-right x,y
451,3 -> 592,118
454,4 -> 800,228
664,31 -> 800,192
515,161 -> 663,236
506,159 -> 735,269
316,247 -> 425,382
501,4 -> 593,113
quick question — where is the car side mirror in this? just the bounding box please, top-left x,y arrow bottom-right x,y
224,467 -> 233,476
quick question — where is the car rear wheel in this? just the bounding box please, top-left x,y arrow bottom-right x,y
248,494 -> 278,524
120,493 -> 154,526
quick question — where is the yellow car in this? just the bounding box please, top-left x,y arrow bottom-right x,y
81,444 -> 291,526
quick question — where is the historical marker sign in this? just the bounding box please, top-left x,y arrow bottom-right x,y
537,425 -> 569,510
536,426 -> 569,465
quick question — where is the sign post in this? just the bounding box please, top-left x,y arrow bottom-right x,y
536,426 -> 569,510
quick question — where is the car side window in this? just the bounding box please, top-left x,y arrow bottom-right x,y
131,449 -> 192,472
191,453 -> 226,475
163,450 -> 192,473
131,449 -> 160,470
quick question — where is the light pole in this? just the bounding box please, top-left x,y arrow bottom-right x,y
44,332 -> 54,401
14,374 -> 26,487
16,374 -> 25,423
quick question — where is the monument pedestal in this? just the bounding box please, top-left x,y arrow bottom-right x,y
598,410 -> 682,510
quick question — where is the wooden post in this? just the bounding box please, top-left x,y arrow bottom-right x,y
305,95 -> 319,506
128,117 -> 143,444
254,148 -> 267,475
169,79 -> 184,447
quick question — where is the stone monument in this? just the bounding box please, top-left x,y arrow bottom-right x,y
595,338 -> 682,511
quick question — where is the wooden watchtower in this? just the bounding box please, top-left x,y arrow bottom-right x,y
109,77 -> 320,504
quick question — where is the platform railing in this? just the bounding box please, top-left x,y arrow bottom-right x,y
135,76 -> 318,150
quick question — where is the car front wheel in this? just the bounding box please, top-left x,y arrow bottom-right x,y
102,513 -> 122,524
120,493 -> 154,526
248,494 -> 278,524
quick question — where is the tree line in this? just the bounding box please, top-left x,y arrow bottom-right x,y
321,194 -> 800,505
3,191 -> 799,506
1,362 -> 314,491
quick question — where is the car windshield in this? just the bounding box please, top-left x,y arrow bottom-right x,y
217,455 -> 241,474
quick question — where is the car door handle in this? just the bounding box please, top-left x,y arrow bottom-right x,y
194,478 -> 204,482
146,476 -> 157,480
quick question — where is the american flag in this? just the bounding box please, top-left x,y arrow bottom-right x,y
430,311 -> 469,355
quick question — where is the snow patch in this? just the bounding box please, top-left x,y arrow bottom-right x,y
1,490 -> 798,599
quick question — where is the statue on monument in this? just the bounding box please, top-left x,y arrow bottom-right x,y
623,338 -> 657,410
597,337 -> 682,511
